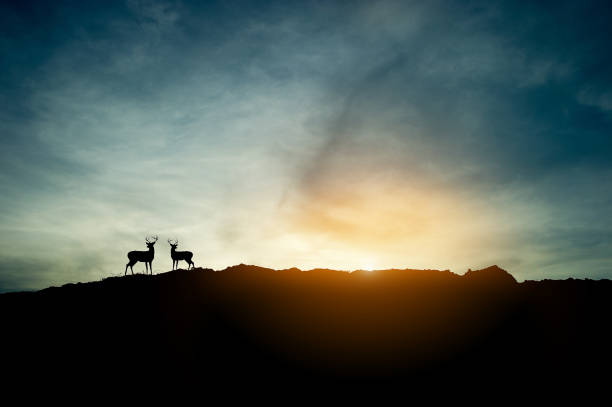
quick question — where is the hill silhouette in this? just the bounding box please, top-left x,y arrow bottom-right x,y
2,264 -> 611,389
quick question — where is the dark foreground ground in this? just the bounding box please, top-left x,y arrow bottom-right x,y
2,264 -> 611,390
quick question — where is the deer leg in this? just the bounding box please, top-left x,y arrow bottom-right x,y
127,260 -> 135,275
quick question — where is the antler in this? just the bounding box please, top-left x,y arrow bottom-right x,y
146,235 -> 159,243
168,238 -> 178,245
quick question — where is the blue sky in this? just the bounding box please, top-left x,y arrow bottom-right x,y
1,0 -> 611,291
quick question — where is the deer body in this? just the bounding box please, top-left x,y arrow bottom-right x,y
168,239 -> 195,270
125,236 -> 158,275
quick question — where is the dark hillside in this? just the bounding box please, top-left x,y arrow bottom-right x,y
2,265 -> 611,387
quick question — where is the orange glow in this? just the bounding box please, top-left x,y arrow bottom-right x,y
275,171 -> 508,272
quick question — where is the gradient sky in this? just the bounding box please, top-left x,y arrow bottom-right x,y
1,0 -> 612,291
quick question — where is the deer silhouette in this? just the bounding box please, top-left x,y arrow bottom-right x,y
168,239 -> 195,270
125,235 -> 158,275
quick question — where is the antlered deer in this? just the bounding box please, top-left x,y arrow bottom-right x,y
125,235 -> 158,275
168,239 -> 195,270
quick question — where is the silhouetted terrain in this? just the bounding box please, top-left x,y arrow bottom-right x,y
2,265 -> 611,388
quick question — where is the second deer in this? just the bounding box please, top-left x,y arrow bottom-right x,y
168,239 -> 195,270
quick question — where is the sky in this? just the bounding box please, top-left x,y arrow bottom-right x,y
1,0 -> 612,291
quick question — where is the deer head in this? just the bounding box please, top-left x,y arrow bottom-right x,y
145,235 -> 158,249
168,238 -> 179,250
